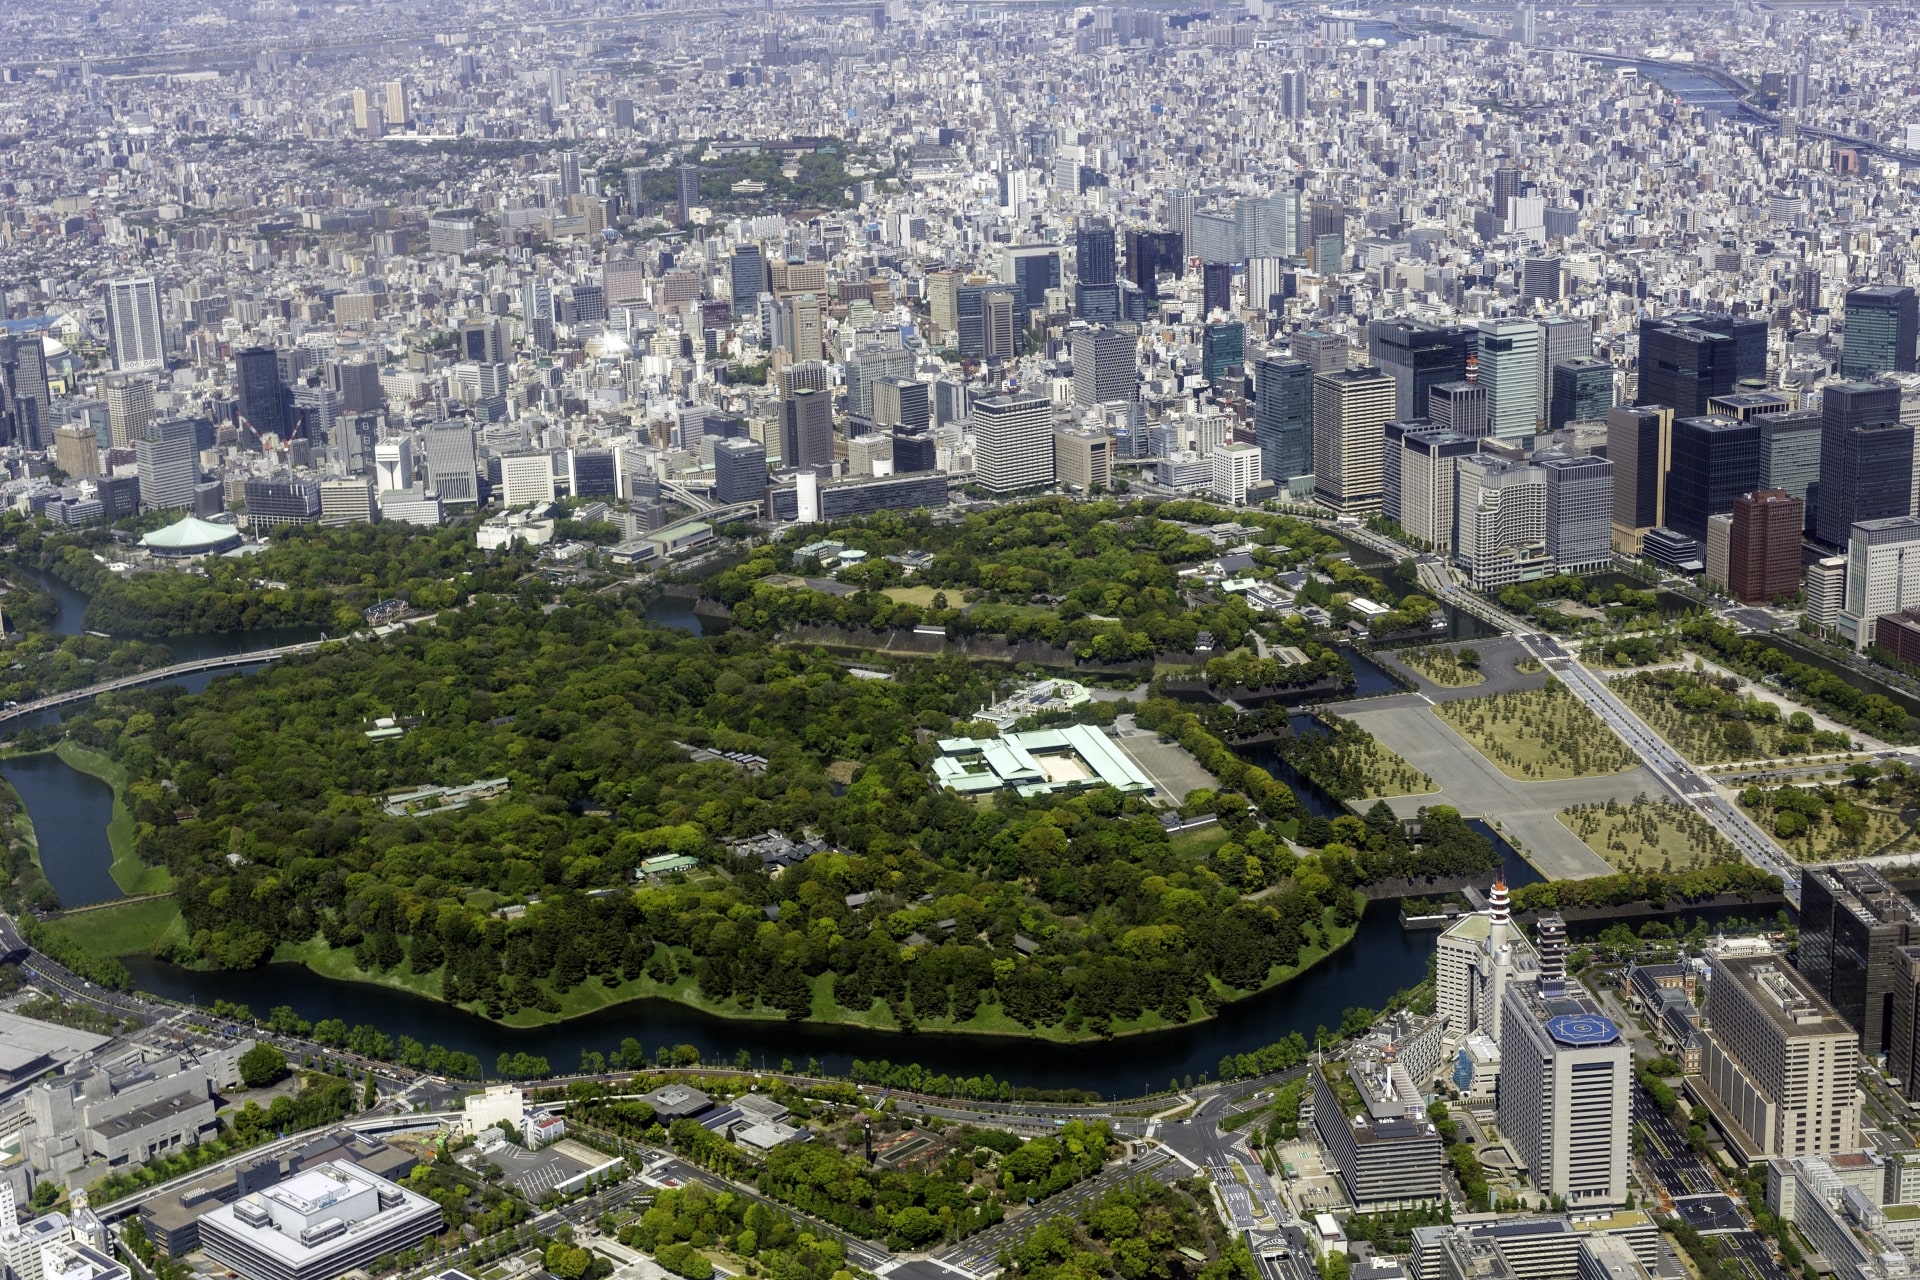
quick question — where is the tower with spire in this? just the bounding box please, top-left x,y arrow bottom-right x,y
1436,877 -> 1541,1047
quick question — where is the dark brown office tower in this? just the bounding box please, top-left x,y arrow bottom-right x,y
1800,864 -> 1918,1057
1729,488 -> 1804,605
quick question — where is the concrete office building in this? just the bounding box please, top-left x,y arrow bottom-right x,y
200,1162 -> 441,1280
499,452 -> 556,507
1053,428 -> 1111,494
1436,882 -> 1538,1046
424,423 -> 479,506
873,379 -> 931,433
1497,965 -> 1631,1207
1253,354 -> 1311,486
846,433 -> 893,478
1369,319 -> 1473,421
1730,489 -> 1805,605
1455,454 -> 1549,589
104,374 -> 154,449
1694,953 -> 1861,1162
1541,454 -> 1614,576
1073,327 -> 1135,407
1815,382 -> 1912,549
1760,410 -> 1823,504
781,389 -> 833,472
1842,515 -> 1920,651
53,425 -> 100,479
102,276 -> 166,373
1210,441 -> 1262,506
318,478 -> 376,527
1666,415 -> 1760,544
712,438 -> 768,505
1607,405 -> 1673,553
1428,380 -> 1488,438
27,1044 -> 250,1181
1550,357 -> 1614,431
845,347 -> 915,420
1384,422 -> 1476,553
134,418 -> 201,513
241,478 -> 321,530
374,440 -> 411,493
1312,366 -> 1395,515
956,285 -> 1018,362
971,394 -> 1053,493
1798,864 -> 1918,1055
1478,319 -> 1542,441
791,472 -> 949,523
1806,557 -> 1848,635
1841,285 -> 1918,379
1309,1047 -> 1446,1209
1538,316 -> 1594,405
1291,330 -> 1350,376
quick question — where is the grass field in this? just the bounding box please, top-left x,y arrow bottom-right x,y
1608,670 -> 1816,766
882,586 -> 946,608
1558,799 -> 1740,872
1737,787 -> 1920,862
38,896 -> 184,958
1341,734 -> 1438,798
1434,681 -> 1637,780
1398,647 -> 1485,688
54,742 -> 172,895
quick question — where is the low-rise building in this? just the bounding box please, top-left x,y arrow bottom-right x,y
200,1161 -> 441,1280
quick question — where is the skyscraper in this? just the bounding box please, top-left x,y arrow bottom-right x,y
782,388 -> 834,471
1073,327 -> 1135,407
1549,357 -> 1615,430
1730,489 -> 1805,605
676,164 -> 700,223
1760,409 -> 1822,505
1201,263 -> 1231,317
730,245 -> 767,313
845,347 -> 915,420
1497,970 -> 1631,1208
1477,319 -> 1542,441
1002,245 -> 1061,310
1369,319 -> 1473,422
874,378 -> 931,433
1278,70 -> 1308,119
1666,415 -> 1761,544
1492,166 -> 1523,220
424,422 -> 479,505
956,285 -> 1018,361
0,335 -> 49,449
1694,953 -> 1860,1162
1201,322 -> 1244,386
1841,285 -> 1919,379
1073,218 -> 1118,321
104,374 -> 154,449
970,394 -> 1054,493
234,346 -> 287,442
1798,864 -> 1918,1055
1253,355 -> 1311,488
1384,423 -> 1476,552
712,438 -> 769,505
134,418 -> 200,513
1638,314 -> 1763,417
103,276 -> 166,373
1541,454 -> 1614,575
1815,381 -> 1912,548
1124,228 -> 1182,300
1291,330 -> 1349,376
1428,382 -> 1487,438
1311,366 -> 1395,515
1164,190 -> 1196,267
1607,404 -> 1673,550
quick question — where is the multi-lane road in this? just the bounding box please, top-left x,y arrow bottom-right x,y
1523,634 -> 1802,905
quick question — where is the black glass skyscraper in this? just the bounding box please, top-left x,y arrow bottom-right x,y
1253,354 -> 1311,485
1842,285 -> 1919,379
1202,263 -> 1231,317
1368,319 -> 1473,422
1124,228 -> 1182,300
1665,415 -> 1760,543
1637,313 -> 1765,418
235,345 -> 287,441
1815,380 -> 1913,547
1075,219 -> 1116,286
730,245 -> 767,312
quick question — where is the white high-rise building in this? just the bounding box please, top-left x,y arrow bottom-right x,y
1454,453 -> 1549,588
1842,515 -> 1920,650
1498,967 -> 1632,1208
970,394 -> 1054,493
374,440 -> 413,492
103,277 -> 166,373
1478,318 -> 1541,441
103,374 -> 154,449
500,451 -> 557,507
1435,881 -> 1538,1047
1211,441 -> 1262,506
1694,952 -> 1860,1162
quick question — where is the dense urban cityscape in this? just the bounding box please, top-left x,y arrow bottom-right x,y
8,8 -> 1920,1280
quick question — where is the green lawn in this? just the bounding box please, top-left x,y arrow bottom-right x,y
54,742 -> 172,895
882,586 -> 945,608
1558,800 -> 1740,872
1398,647 -> 1485,688
38,896 -> 184,959
1434,683 -> 1637,780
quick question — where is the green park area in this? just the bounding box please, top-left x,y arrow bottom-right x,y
1280,714 -> 1436,800
1737,780 -> 1920,862
1433,681 -> 1637,780
1558,798 -> 1740,873
1608,667 -> 1855,765
37,896 -> 185,962
1398,646 -> 1484,688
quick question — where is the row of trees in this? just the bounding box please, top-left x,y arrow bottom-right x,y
1685,619 -> 1914,740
